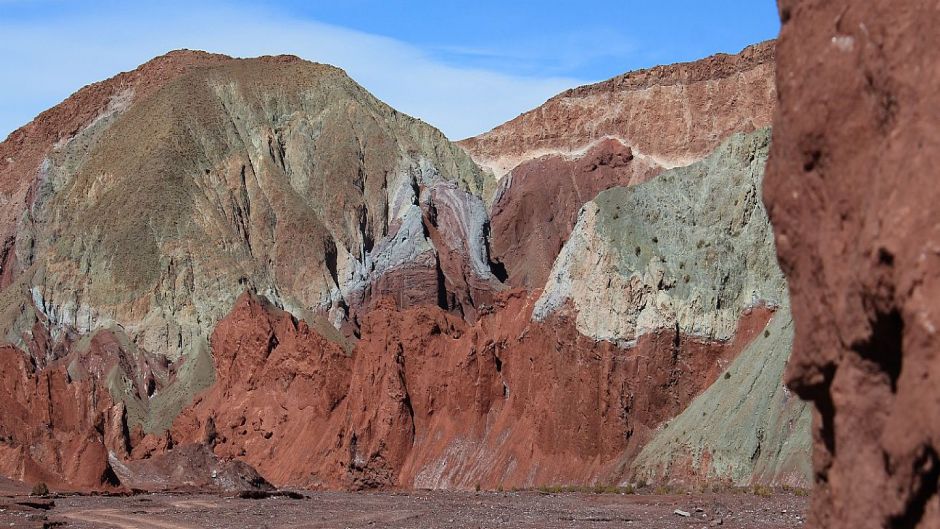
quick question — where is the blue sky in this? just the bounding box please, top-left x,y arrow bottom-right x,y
0,1 -> 780,140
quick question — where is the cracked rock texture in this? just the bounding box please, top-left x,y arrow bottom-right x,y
765,1 -> 940,527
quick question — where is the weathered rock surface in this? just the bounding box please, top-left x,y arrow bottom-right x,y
0,50 -> 498,426
633,310 -> 811,487
535,130 -> 786,344
486,138 -> 651,289
169,291 -> 775,490
534,129 -> 810,484
110,443 -> 273,493
462,43 -> 776,291
0,50 -> 505,490
459,41 -> 776,180
0,45 -> 808,493
765,1 -> 940,527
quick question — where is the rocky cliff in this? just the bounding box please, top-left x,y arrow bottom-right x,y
534,129 -> 810,486
461,41 -> 776,290
765,1 -> 940,527
460,41 -> 775,180
0,44 -> 809,492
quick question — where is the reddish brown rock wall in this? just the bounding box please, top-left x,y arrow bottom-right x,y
488,139 -> 657,289
0,343 -> 118,491
765,1 -> 940,527
459,42 -> 775,178
169,291 -> 773,490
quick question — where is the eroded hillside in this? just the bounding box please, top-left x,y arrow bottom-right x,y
0,43 -> 809,492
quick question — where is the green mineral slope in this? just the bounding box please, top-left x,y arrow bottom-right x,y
534,129 -> 812,486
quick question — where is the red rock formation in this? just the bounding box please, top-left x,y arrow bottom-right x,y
0,343 -> 118,491
764,1 -> 940,527
459,41 -> 775,178
487,138 -> 652,289
169,291 -> 774,490
463,43 -> 776,292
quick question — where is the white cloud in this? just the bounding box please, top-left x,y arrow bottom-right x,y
0,2 -> 587,140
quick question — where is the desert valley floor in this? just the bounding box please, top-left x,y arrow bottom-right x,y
1,488 -> 807,529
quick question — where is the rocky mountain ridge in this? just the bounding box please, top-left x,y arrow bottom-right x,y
0,42 -> 809,493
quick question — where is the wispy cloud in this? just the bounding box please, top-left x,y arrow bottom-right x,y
429,27 -> 636,77
0,1 -> 587,140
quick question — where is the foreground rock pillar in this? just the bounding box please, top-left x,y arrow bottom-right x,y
765,1 -> 940,527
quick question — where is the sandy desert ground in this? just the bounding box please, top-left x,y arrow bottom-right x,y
0,486 -> 807,529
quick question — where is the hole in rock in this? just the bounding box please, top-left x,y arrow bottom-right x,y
855,308 -> 904,392
489,260 -> 509,283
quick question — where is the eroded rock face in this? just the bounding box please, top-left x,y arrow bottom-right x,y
0,45 -> 808,493
462,43 -> 776,293
765,1 -> 940,527
487,139 -> 650,289
459,41 -> 776,180
168,291 -> 776,490
535,130 -> 786,344
0,51 -> 499,437
534,129 -> 811,486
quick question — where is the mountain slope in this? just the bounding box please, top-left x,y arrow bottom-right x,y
0,45 -> 809,492
0,51 -> 499,487
460,41 -> 776,290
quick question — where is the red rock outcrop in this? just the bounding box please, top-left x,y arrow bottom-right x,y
0,302 -> 278,493
168,291 -> 775,490
487,139 -> 653,289
764,1 -> 940,527
0,321 -> 123,491
462,42 -> 776,291
459,41 -> 775,179
0,345 -> 116,491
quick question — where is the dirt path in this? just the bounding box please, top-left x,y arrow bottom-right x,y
63,508 -> 199,529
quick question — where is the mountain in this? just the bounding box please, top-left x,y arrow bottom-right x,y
0,43 -> 809,492
459,41 -> 776,289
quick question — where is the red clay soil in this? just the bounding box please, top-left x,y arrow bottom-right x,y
488,138 -> 656,289
764,1 -> 940,528
166,291 -> 774,491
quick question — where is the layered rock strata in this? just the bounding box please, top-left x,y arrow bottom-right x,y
462,42 -> 776,290
459,40 -> 776,180
0,45 -> 811,493
534,129 -> 811,485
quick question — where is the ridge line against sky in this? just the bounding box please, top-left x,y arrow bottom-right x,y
0,0 -> 780,140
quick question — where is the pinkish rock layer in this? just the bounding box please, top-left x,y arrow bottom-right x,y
459,41 -> 775,179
